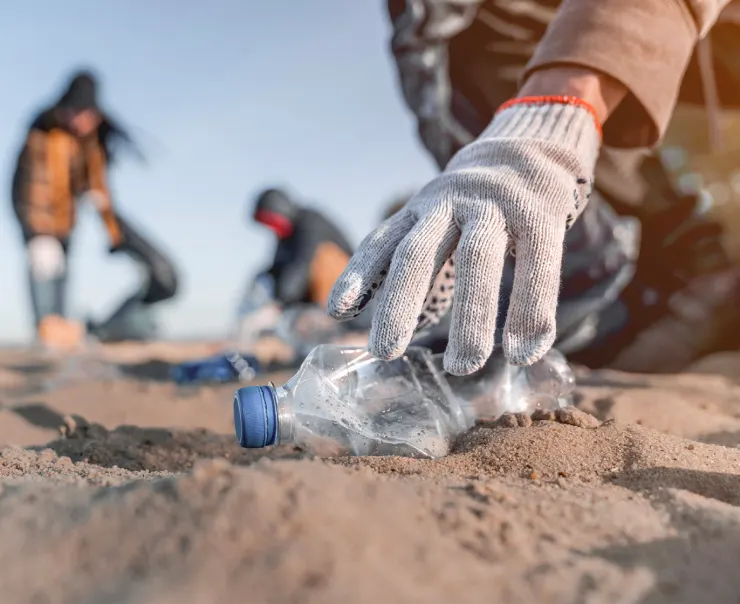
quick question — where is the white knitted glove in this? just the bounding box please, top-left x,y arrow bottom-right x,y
329,98 -> 601,375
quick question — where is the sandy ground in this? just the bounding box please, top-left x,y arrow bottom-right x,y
1,343 -> 740,603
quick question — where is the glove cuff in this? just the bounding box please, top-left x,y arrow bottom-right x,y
496,96 -> 602,138
484,97 -> 602,173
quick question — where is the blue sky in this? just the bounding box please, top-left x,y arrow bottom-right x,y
0,1 -> 437,343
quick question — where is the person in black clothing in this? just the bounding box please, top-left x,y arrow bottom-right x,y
252,188 -> 353,310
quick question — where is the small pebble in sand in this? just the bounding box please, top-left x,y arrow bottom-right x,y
554,408 -> 601,429
687,443 -> 696,450
529,471 -> 541,481
492,413 -> 533,429
531,409 -> 556,422
39,449 -> 57,462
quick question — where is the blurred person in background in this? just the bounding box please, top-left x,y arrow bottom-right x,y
252,187 -> 354,311
229,187 -> 378,361
329,0 -> 740,375
11,69 -> 178,350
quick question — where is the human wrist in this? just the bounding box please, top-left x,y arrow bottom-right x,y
518,67 -> 627,124
493,96 -> 602,143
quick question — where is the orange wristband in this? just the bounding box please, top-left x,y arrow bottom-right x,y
496,96 -> 602,139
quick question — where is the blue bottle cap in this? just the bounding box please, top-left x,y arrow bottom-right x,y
233,385 -> 278,448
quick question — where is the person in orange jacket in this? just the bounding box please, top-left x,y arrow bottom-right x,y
11,69 -> 178,348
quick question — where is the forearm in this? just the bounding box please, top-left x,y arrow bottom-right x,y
518,67 -> 627,126
521,0 -> 733,148
88,191 -> 124,247
100,208 -> 124,247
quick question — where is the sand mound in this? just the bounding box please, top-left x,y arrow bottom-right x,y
0,445 -> 160,486
41,415 -> 305,472
340,409 -> 740,501
573,368 -> 740,446
2,344 -> 740,602
2,448 -> 740,603
0,461 -> 504,604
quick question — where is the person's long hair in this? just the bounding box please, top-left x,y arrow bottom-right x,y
33,69 -> 144,165
95,110 -> 144,165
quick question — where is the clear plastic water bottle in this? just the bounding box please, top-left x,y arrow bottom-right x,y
234,345 -> 465,458
233,344 -> 575,459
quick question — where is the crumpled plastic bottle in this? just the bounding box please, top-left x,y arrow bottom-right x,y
433,347 -> 575,426
233,344 -> 575,458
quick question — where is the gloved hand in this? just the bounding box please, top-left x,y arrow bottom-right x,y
328,97 -> 601,375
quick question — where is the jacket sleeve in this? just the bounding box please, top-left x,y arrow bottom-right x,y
523,0 -> 734,148
13,130 -> 56,237
85,141 -> 124,248
387,0 -> 486,167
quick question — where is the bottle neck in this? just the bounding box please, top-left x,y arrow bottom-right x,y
272,385 -> 295,446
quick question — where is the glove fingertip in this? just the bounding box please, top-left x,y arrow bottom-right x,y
327,281 -> 374,319
369,339 -> 406,361
443,350 -> 489,377
369,320 -> 413,361
503,331 -> 556,367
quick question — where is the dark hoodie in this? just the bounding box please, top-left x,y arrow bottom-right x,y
11,70 -> 135,245
253,188 -> 354,308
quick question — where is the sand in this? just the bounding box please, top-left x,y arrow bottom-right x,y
1,346 -> 740,603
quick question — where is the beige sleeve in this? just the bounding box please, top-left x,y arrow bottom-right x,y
692,0 -> 736,35
522,0 -> 733,148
